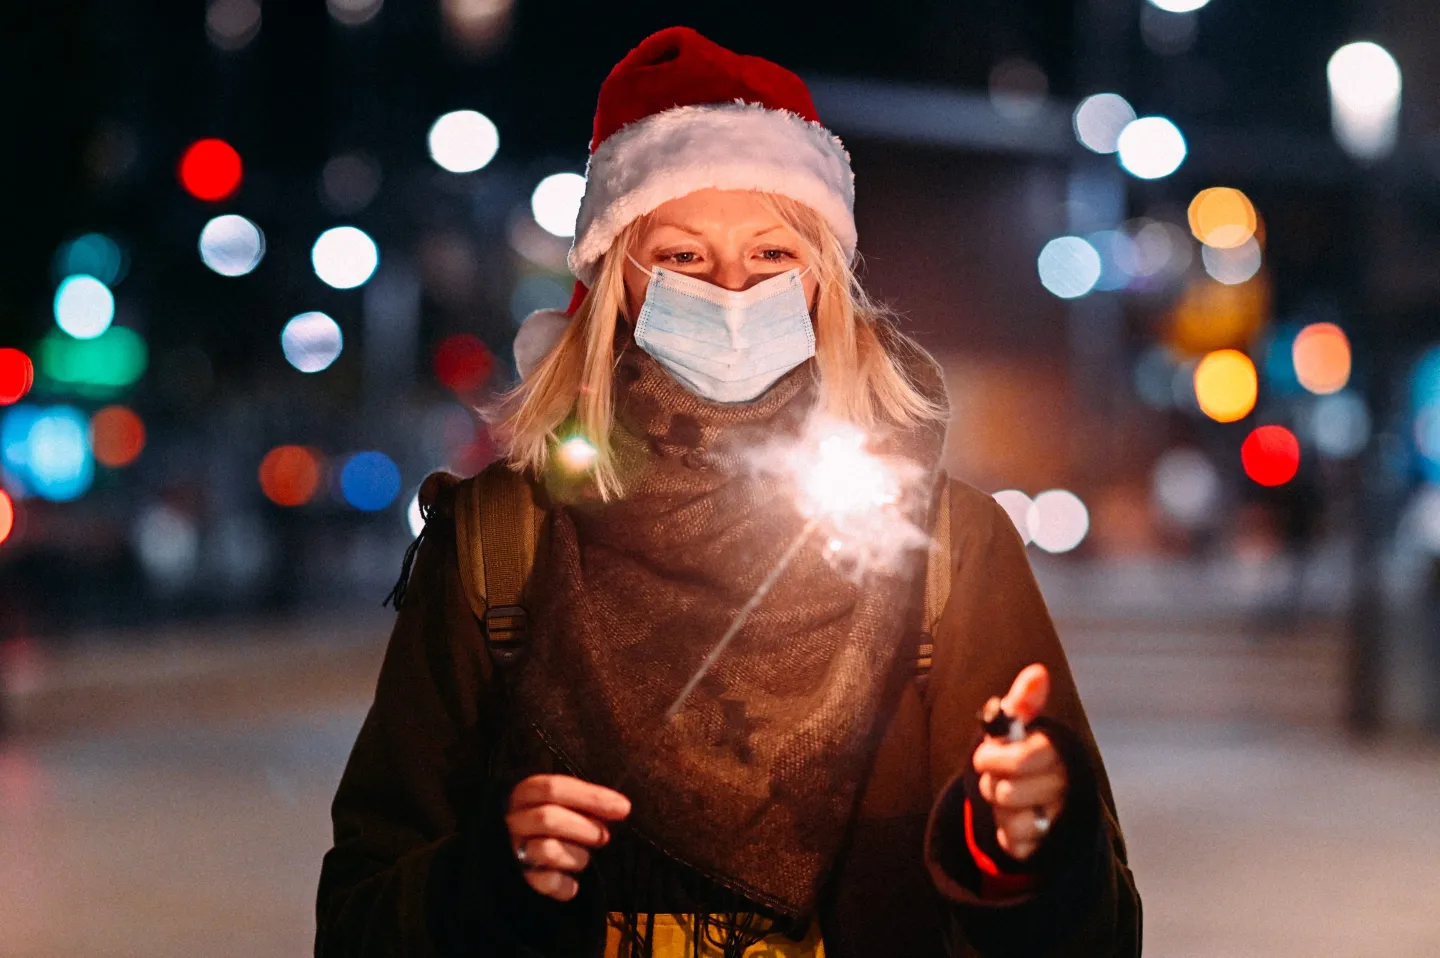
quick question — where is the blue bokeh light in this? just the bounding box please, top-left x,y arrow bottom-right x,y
340,451 -> 401,511
1,404 -> 94,501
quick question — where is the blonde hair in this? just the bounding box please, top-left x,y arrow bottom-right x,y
493,193 -> 947,498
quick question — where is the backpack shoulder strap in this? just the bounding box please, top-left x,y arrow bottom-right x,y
915,474 -> 952,682
454,462 -> 547,669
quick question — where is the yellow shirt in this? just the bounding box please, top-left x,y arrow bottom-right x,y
604,912 -> 824,958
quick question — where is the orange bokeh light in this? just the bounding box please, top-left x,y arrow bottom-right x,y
91,405 -> 146,468
1193,349 -> 1259,423
1292,322 -> 1351,395
1188,187 -> 1259,250
258,445 -> 324,507
0,489 -> 13,545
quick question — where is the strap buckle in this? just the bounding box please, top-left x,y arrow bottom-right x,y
483,604 -> 529,667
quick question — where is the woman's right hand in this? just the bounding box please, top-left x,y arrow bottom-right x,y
505,774 -> 632,902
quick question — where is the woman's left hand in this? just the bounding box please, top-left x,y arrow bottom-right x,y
972,663 -> 1068,862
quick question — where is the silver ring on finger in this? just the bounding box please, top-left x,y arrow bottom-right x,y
515,839 -> 536,868
1032,806 -> 1052,836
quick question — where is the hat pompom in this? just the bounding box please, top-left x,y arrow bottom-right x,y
513,308 -> 572,380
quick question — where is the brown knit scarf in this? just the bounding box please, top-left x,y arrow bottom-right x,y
514,344 -> 946,919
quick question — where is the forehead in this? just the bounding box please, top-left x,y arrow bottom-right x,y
645,189 -> 790,238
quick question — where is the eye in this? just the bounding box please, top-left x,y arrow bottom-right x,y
654,249 -> 702,266
757,248 -> 797,263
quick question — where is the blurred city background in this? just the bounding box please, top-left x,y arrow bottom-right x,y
2,1 -> 1439,955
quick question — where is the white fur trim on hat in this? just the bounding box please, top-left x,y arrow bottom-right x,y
513,308 -> 572,380
568,101 -> 855,284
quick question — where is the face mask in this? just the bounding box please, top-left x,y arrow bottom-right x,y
628,256 -> 816,404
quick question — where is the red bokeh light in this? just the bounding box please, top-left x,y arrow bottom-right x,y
1242,425 -> 1301,487
91,405 -> 147,468
178,138 -> 243,201
258,445 -> 325,507
0,489 -> 14,546
0,348 -> 34,405
433,334 -> 495,394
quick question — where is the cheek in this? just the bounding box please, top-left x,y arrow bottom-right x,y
622,270 -> 648,321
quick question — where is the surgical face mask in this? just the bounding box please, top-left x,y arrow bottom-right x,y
628,256 -> 816,404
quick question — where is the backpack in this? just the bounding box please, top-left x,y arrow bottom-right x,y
452,464 -> 953,686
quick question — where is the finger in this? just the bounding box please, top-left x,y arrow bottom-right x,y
972,733 -> 1062,777
508,774 -> 632,821
524,868 -> 579,902
996,803 -> 1063,845
507,804 -> 612,848
518,837 -> 591,873
1000,663 -> 1050,725
987,771 -> 1068,809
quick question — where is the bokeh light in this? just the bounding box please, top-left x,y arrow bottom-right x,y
281,312 -> 344,373
340,451 -> 402,511
259,445 -> 324,506
1087,230 -> 1138,292
54,233 -> 126,287
433,334 -> 494,394
0,349 -> 34,405
987,57 -> 1048,121
407,490 -> 425,538
1201,237 -> 1263,286
1073,93 -> 1136,154
1116,116 -> 1187,179
133,504 -> 201,588
1187,188 -> 1258,250
992,489 -> 1035,545
53,275 -> 115,339
1147,0 -> 1210,11
1152,448 -> 1221,529
1168,273 -> 1271,355
531,173 -> 587,238
8,406 -> 95,502
37,326 -> 148,395
1037,236 -> 1102,299
1328,42 -> 1403,161
199,214 -> 266,277
1242,425 -> 1301,487
1413,347 -> 1440,480
178,138 -> 243,201
1307,391 -> 1370,459
1292,322 -> 1351,395
327,0 -> 383,25
320,151 -> 382,214
1027,490 -> 1090,554
312,226 -> 379,289
90,405 -> 146,468
557,436 -> 599,473
0,489 -> 12,546
206,0 -> 261,51
1193,349 -> 1258,423
428,110 -> 500,173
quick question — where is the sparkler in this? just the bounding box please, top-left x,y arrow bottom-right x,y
661,417 -> 923,721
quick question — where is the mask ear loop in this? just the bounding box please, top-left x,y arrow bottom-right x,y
626,253 -> 658,279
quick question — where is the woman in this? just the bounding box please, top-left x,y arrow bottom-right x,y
317,26 -> 1141,958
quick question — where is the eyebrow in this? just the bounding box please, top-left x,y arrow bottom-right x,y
648,223 -> 789,240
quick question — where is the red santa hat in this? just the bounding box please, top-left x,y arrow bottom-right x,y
513,26 -> 856,378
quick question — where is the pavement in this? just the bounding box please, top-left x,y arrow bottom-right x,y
1,599 -> 1438,957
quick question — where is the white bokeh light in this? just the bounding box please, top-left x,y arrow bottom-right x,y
1037,236 -> 1103,299
327,0 -> 383,25
1027,490 -> 1090,554
1151,448 -> 1221,528
1116,116 -> 1187,179
407,490 -> 425,537
1328,42 -> 1402,161
1308,392 -> 1371,459
53,275 -> 115,340
1073,93 -> 1137,154
281,311 -> 344,373
1146,0 -> 1210,12
531,173 -> 587,238
428,110 -> 500,173
199,214 -> 266,277
312,226 -> 379,289
992,490 -> 1035,545
1202,237 -> 1263,285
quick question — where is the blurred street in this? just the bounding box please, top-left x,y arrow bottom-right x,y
3,577 -> 1437,958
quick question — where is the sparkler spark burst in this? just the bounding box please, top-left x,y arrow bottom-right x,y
798,425 -> 901,519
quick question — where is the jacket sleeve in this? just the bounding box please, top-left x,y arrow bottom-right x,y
314,481 -> 606,957
920,484 -> 1142,957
